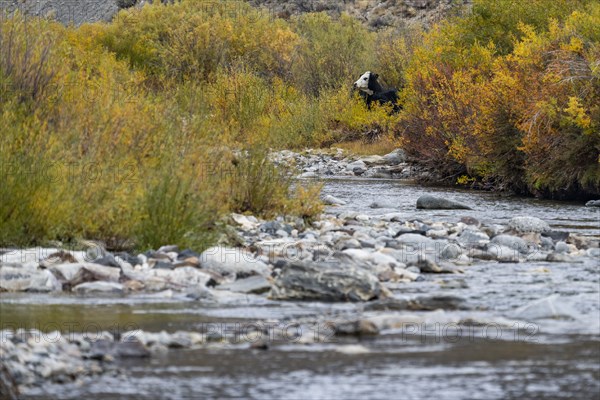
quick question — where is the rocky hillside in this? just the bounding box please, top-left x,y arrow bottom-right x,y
0,0 -> 472,28
250,0 -> 473,29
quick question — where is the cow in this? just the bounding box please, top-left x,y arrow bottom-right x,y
353,71 -> 401,113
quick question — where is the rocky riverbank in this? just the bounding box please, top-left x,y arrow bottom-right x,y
2,150 -> 599,395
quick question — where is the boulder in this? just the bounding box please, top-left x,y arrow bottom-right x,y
416,195 -> 472,210
270,261 -> 385,302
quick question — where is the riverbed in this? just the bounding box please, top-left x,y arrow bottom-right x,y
2,176 -> 599,399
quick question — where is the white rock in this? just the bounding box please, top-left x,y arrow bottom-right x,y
508,216 -> 550,233
200,247 -> 270,277
73,281 -> 124,294
322,195 -> 347,206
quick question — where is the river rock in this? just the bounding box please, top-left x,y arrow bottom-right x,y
216,275 -> 271,294
0,363 -> 18,400
200,247 -> 270,278
0,267 -> 61,292
346,160 -> 367,174
412,295 -> 467,310
490,234 -> 529,254
332,319 -> 380,336
458,229 -> 490,246
73,281 -> 125,295
394,233 -> 435,246
369,200 -> 395,209
508,216 -> 550,234
416,195 -> 472,210
585,200 -> 600,207
554,241 -> 570,254
270,261 -> 386,302
360,155 -> 385,166
365,295 -> 466,311
485,244 -> 520,263
322,195 -> 347,206
381,149 -> 406,165
147,267 -> 212,290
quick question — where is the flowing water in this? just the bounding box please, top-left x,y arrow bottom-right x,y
3,178 -> 599,399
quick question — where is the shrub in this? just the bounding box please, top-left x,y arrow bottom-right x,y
290,13 -> 375,95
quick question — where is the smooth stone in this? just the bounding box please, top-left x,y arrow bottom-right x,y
540,236 -> 555,250
0,267 -> 61,292
80,263 -> 121,282
508,216 -> 550,233
406,258 -> 443,273
555,241 -> 570,254
440,243 -> 463,261
322,195 -> 347,206
299,171 -> 318,178
332,319 -> 379,336
485,245 -> 520,263
416,195 -> 472,210
360,155 -> 385,166
73,281 -> 124,295
200,247 -> 270,278
395,233 -> 435,246
216,275 -> 271,294
587,248 -> 600,258
339,239 -> 362,250
157,245 -> 178,253
148,267 -> 212,289
490,234 -> 529,254
381,149 -> 406,165
426,229 -> 448,239
91,255 -> 120,268
458,229 -> 490,246
459,216 -> 480,227
369,201 -> 395,209
346,160 -> 367,171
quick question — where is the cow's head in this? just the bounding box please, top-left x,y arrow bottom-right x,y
353,71 -> 379,95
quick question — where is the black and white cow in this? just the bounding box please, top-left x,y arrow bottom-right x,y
353,71 -> 401,112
